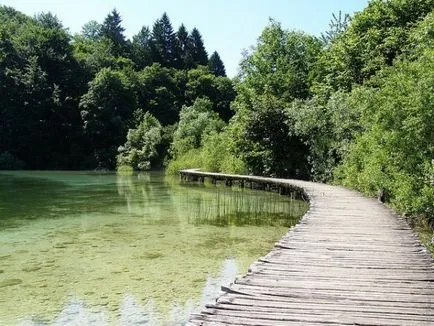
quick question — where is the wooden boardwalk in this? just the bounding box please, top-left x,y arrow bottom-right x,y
180,170 -> 434,326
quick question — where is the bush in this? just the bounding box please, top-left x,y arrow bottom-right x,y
116,112 -> 162,171
165,148 -> 203,175
201,131 -> 246,174
335,48 -> 434,224
170,98 -> 224,158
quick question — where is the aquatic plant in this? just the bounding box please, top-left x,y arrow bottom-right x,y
187,185 -> 308,227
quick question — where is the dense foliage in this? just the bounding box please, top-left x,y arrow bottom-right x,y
0,7 -> 234,169
168,0 -> 434,229
117,112 -> 162,171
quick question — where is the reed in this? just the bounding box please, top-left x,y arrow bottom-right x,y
188,186 -> 308,227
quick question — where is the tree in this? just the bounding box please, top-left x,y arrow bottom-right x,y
0,5 -> 231,170
185,66 -> 235,121
198,20 -> 323,178
0,21 -> 22,158
117,112 -> 162,170
73,35 -> 117,75
212,76 -> 236,121
81,20 -> 102,41
0,8 -> 86,168
321,11 -> 350,45
185,66 -> 215,104
131,26 -> 153,69
171,98 -> 224,158
287,90 -> 362,181
1,56 -> 55,168
336,47 -> 434,223
208,51 -> 226,76
232,97 -> 309,178
79,68 -> 137,169
151,13 -> 177,67
135,63 -> 183,125
35,12 -> 63,29
174,24 -> 190,69
100,9 -> 127,56
314,0 -> 434,91
188,28 -> 208,66
239,20 -> 322,102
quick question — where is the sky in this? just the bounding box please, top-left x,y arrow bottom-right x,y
1,0 -> 370,77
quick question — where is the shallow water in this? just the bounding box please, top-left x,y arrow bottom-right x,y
0,171 -> 308,325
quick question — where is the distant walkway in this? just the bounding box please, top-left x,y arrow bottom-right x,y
180,170 -> 434,326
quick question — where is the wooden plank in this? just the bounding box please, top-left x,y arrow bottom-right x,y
206,302 -> 434,320
211,298 -> 434,317
200,307 -> 434,326
217,292 -> 434,310
226,283 -> 434,304
181,170 -> 434,325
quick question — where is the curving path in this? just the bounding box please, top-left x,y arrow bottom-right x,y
180,170 -> 434,326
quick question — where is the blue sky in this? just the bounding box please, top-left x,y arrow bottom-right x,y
1,0 -> 369,77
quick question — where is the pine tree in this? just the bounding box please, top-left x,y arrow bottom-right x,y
151,12 -> 176,67
208,51 -> 226,76
188,28 -> 208,67
132,26 -> 153,69
100,9 -> 127,56
175,24 -> 189,68
320,11 -> 350,45
176,24 -> 189,52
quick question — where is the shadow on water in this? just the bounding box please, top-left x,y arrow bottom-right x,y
0,171 -> 122,230
0,171 -> 176,230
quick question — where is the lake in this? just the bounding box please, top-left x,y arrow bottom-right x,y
0,171 -> 308,325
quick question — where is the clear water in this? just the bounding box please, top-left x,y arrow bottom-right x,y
0,171 -> 308,325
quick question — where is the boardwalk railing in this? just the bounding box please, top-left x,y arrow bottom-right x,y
180,169 -> 434,326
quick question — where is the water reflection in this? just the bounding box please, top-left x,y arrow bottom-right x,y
0,172 -> 308,325
17,258 -> 238,326
186,188 -> 307,227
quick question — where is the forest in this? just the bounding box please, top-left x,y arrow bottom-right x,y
0,7 -> 233,170
0,0 -> 433,233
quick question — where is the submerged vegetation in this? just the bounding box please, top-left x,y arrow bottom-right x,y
186,185 -> 308,227
0,1 -> 433,236
0,171 -> 308,324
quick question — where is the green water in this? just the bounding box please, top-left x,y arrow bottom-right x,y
0,171 -> 308,325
